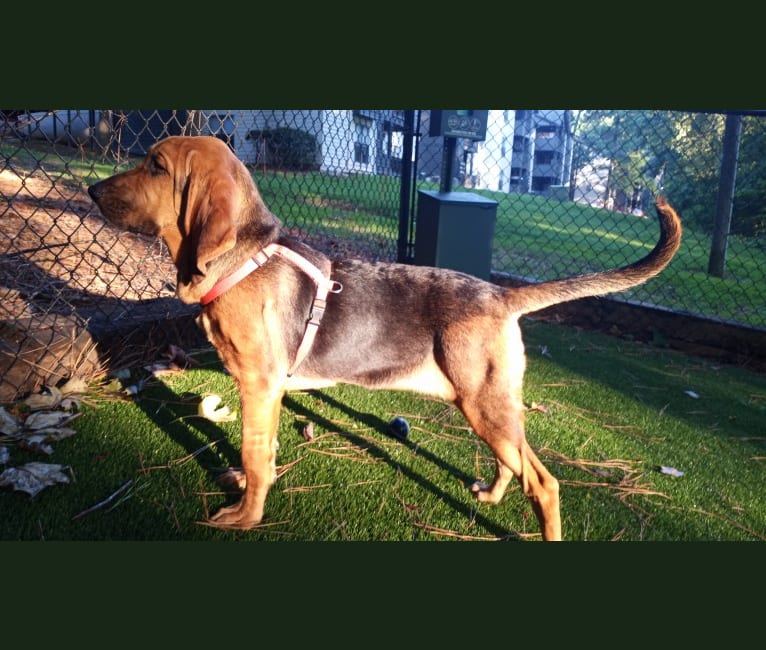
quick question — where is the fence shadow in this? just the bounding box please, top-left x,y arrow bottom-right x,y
0,251 -> 202,402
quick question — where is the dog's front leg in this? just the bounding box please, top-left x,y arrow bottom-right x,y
208,377 -> 283,529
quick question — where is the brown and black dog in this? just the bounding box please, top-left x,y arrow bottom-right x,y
88,135 -> 682,540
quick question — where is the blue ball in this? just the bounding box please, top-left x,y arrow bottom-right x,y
388,416 -> 410,440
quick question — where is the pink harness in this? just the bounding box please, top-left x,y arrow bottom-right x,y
200,243 -> 342,375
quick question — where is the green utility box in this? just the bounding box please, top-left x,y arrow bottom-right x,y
414,190 -> 498,280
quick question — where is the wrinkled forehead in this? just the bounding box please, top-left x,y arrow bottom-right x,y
148,136 -> 234,167
147,136 -> 188,159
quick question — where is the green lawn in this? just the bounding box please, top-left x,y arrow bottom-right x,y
2,320 -> 764,541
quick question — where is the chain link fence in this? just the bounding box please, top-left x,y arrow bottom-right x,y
2,109 -> 765,401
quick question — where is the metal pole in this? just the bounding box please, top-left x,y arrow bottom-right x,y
397,110 -> 415,263
708,112 -> 743,278
440,136 -> 456,193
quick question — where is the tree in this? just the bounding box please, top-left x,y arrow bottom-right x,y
571,110 -> 725,229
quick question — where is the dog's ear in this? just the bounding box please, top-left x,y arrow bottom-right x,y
181,151 -> 238,280
192,175 -> 238,276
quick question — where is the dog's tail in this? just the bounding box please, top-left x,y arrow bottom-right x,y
509,196 -> 682,315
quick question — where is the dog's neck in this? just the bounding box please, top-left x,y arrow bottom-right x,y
174,237 -> 272,304
170,203 -> 282,304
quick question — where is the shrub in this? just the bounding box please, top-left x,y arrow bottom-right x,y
247,127 -> 318,171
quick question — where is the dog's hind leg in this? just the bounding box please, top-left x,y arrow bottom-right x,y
458,392 -> 561,541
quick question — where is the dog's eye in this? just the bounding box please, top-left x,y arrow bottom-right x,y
148,155 -> 167,176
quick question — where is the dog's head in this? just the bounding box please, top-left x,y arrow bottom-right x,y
88,135 -> 281,302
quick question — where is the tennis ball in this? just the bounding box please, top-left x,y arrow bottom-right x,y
388,416 -> 410,440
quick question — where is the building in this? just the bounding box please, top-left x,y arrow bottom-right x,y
478,109 -> 573,195
420,109 -> 574,197
218,110 -> 407,176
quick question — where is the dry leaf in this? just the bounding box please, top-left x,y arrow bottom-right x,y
164,344 -> 198,369
122,379 -> 146,396
302,422 -> 315,441
19,436 -> 54,455
198,395 -> 237,423
526,401 -> 550,414
111,368 -> 132,381
24,386 -> 64,411
60,377 -> 89,396
24,411 -> 77,431
0,462 -> 70,496
30,427 -> 78,442
0,407 -> 20,436
144,362 -> 183,377
658,465 -> 685,477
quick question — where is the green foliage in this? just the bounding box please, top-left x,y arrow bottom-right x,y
572,110 -> 766,239
247,127 -> 318,171
732,118 -> 766,237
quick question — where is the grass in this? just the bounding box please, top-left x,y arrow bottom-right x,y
2,320 -> 764,541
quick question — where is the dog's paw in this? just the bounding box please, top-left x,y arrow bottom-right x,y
469,481 -> 503,504
216,467 -> 246,492
202,501 -> 264,530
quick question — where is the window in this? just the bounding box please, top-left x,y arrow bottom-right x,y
534,150 -> 556,165
354,116 -> 371,165
390,130 -> 403,159
537,125 -> 558,138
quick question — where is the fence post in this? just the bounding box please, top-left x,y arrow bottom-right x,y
708,112 -> 743,278
397,110 -> 416,263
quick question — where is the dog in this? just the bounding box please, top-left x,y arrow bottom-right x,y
88,135 -> 682,540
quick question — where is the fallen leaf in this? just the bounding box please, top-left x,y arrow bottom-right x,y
0,407 -> 20,436
111,368 -> 132,381
302,422 -> 315,441
60,377 -> 89,396
24,411 -> 78,431
29,427 -> 78,442
684,390 -> 700,399
122,380 -> 146,396
144,362 -> 183,377
0,462 -> 70,496
164,344 -> 198,369
24,386 -> 63,411
19,436 -> 54,455
526,401 -> 550,414
198,394 -> 237,423
658,465 -> 685,477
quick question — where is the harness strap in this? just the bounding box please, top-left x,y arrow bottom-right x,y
199,242 -> 342,375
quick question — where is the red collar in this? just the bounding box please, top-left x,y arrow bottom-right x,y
199,242 -> 342,375
201,243 -> 275,306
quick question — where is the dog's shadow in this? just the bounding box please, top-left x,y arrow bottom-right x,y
133,376 -> 522,541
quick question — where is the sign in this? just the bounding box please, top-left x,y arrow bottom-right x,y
429,110 -> 488,141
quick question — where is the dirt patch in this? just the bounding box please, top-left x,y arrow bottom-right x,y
0,164 -> 182,401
